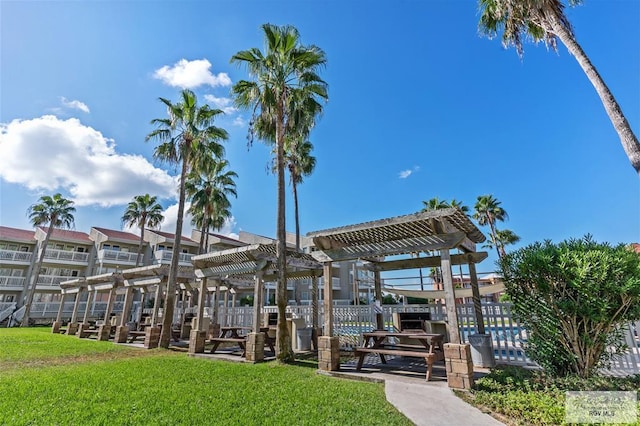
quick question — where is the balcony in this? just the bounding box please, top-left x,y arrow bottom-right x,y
97,249 -> 141,266
0,249 -> 33,265
44,249 -> 89,265
0,276 -> 26,291
35,275 -> 73,290
153,250 -> 193,266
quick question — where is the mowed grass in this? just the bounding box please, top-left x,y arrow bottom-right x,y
0,328 -> 411,425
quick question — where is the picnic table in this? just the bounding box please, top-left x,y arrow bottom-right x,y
354,330 -> 445,381
208,326 -> 276,356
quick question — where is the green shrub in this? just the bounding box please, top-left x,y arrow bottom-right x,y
499,236 -> 640,377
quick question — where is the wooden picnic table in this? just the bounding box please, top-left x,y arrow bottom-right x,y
208,326 -> 275,356
355,330 -> 445,381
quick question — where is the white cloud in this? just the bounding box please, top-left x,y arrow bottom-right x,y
153,59 -> 231,89
204,94 -> 237,114
60,97 -> 90,113
232,116 -> 246,127
0,115 -> 177,206
398,165 -> 420,179
160,204 -> 239,240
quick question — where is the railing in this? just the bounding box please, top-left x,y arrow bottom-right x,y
153,250 -> 193,265
97,249 -> 141,265
36,275 -> 71,287
44,249 -> 89,263
0,249 -> 33,264
7,305 -> 25,326
0,276 -> 26,288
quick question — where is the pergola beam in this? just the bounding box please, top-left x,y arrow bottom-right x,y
363,251 -> 488,272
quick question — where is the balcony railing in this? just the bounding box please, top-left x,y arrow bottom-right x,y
0,249 -> 33,264
97,249 -> 141,265
44,249 -> 89,264
0,276 -> 26,288
36,275 -> 72,287
153,250 -> 193,266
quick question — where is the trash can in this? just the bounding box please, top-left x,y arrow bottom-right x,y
468,333 -> 495,368
296,327 -> 312,351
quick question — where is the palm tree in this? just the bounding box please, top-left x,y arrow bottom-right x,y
473,195 -> 508,258
421,197 -> 449,212
146,89 -> 228,348
22,193 -> 75,326
185,159 -> 237,254
284,138 -> 316,253
478,0 -> 640,174
121,194 -> 164,266
231,24 -> 328,362
483,228 -> 520,254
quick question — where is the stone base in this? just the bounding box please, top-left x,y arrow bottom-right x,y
114,325 -> 129,343
77,323 -> 90,338
67,323 -> 78,336
144,326 -> 161,349
317,336 -> 340,371
188,330 -> 206,354
245,332 -> 265,363
97,325 -> 111,341
444,343 -> 474,390
52,321 -> 62,334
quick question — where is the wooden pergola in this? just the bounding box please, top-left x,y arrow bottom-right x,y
191,243 -> 322,359
306,208 -> 487,371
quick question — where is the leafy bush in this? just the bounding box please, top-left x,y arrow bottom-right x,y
468,366 -> 640,426
499,236 -> 640,377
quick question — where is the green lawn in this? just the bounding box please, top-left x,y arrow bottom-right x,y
0,328 -> 411,425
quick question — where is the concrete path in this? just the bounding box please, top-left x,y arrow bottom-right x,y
385,379 -> 505,426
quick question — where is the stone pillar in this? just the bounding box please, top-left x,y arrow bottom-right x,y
77,322 -> 91,338
245,332 -> 265,363
188,329 -> 206,354
97,324 -> 111,341
323,263 -> 333,337
317,336 -> 340,371
51,321 -> 62,334
144,326 -> 161,349
444,343 -> 475,390
114,325 -> 129,343
67,322 -> 78,336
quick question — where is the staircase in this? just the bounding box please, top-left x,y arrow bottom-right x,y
0,303 -> 17,327
5,305 -> 24,327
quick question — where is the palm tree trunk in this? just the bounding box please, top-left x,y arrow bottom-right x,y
199,222 -> 207,255
487,216 -> 502,259
546,13 -> 640,174
293,180 -> 300,253
22,223 -> 55,326
276,104 -> 293,362
159,154 -> 188,347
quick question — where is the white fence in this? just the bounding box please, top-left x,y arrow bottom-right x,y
12,301 -> 640,376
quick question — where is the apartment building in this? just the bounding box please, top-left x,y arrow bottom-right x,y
0,226 -> 37,303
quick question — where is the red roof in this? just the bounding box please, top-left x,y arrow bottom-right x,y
93,227 -> 140,243
38,227 -> 92,243
153,230 -> 197,244
0,226 -> 35,242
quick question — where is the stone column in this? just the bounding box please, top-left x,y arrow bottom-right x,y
318,262 -> 339,371
444,343 -> 474,389
144,325 -> 161,349
245,332 -> 265,363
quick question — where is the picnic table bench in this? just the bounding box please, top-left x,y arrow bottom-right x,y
355,330 -> 445,381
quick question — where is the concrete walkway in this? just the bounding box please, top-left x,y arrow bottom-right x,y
385,379 -> 504,426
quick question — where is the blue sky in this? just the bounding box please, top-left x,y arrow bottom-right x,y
1,0 -> 639,272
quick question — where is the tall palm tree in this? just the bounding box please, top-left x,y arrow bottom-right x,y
483,228 -> 521,254
22,193 -> 75,326
121,194 -> 164,266
478,0 -> 640,174
232,24 -> 328,362
284,138 -> 316,253
473,195 -> 508,258
146,89 -> 228,348
185,159 -> 237,254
